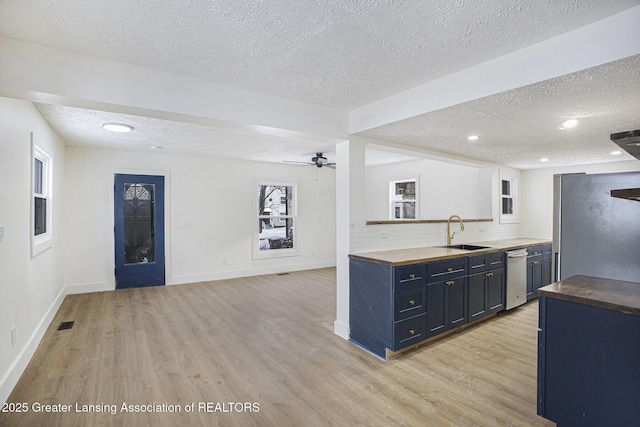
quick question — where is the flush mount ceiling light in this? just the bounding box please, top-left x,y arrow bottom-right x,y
467,135 -> 479,141
102,123 -> 133,133
611,150 -> 622,155
540,158 -> 549,162
558,119 -> 578,130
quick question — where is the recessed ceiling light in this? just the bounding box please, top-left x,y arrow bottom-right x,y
540,158 -> 549,162
559,119 -> 578,129
467,135 -> 479,141
611,150 -> 622,155
102,123 -> 133,133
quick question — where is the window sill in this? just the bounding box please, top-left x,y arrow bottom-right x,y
499,215 -> 520,224
31,234 -> 52,257
253,248 -> 299,260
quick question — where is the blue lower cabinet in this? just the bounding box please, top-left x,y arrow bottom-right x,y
427,277 -> 468,337
487,268 -> 505,314
394,284 -> 427,321
468,272 -> 487,322
538,296 -> 640,424
350,251 -> 507,358
426,281 -> 446,337
393,313 -> 427,349
469,267 -> 506,322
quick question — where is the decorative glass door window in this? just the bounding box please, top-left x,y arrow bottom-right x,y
123,183 -> 155,264
258,184 -> 295,251
390,179 -> 417,219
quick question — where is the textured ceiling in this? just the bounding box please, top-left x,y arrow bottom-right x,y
0,0 -> 637,109
360,55 -> 640,169
1,1 -> 639,169
33,103 -> 339,165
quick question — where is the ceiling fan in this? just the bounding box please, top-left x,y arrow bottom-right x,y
283,152 -> 336,169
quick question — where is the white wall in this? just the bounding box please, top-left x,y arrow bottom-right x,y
520,160 -> 640,239
365,158 -> 492,220
63,146 -> 336,292
0,97 -> 66,403
348,136 -> 524,254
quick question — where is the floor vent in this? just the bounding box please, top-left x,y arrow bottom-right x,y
57,321 -> 75,331
277,272 -> 290,276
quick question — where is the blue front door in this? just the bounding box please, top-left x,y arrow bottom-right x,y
114,174 -> 165,289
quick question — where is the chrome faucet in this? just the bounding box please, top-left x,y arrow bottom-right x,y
447,215 -> 465,245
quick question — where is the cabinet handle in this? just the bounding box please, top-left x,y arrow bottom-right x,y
409,299 -> 415,305
448,267 -> 453,272
533,261 -> 539,265
486,272 -> 493,277
409,329 -> 415,335
410,273 -> 416,279
446,280 -> 454,286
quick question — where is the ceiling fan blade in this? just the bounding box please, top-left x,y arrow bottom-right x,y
282,160 -> 314,165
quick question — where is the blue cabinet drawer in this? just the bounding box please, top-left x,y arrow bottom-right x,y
469,254 -> 489,273
394,264 -> 426,288
393,313 -> 427,350
487,251 -> 505,270
394,284 -> 426,321
427,257 -> 468,282
528,245 -> 544,259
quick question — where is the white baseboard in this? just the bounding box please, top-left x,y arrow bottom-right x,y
168,260 -> 336,285
65,281 -> 112,295
0,286 -> 66,404
333,320 -> 350,340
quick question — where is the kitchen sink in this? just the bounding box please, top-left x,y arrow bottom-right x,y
437,244 -> 493,251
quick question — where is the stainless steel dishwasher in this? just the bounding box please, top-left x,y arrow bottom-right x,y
506,248 -> 528,309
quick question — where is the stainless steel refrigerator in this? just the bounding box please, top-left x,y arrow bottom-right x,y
553,171 -> 640,283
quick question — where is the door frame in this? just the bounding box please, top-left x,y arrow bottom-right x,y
108,169 -> 171,290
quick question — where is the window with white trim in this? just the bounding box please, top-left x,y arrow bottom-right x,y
32,141 -> 52,255
256,183 -> 297,257
389,178 -> 418,220
499,171 -> 519,224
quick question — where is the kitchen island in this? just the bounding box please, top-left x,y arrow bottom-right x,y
349,238 -> 551,359
537,275 -> 640,425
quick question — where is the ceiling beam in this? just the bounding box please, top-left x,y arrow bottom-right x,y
0,36 -> 348,142
349,6 -> 640,134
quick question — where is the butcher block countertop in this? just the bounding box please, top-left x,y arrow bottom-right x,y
349,238 -> 551,266
538,275 -> 640,317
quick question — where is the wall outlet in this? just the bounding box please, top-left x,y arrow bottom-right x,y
381,231 -> 389,239
221,258 -> 228,266
11,326 -> 16,347
0,225 -> 5,243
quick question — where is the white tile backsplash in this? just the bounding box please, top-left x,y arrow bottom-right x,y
350,221 -> 522,253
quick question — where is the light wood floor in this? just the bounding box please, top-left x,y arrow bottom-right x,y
1,268 -> 554,426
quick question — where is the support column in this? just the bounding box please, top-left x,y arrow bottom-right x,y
334,137 -> 366,339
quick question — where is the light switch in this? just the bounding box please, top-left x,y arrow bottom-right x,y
0,225 -> 5,243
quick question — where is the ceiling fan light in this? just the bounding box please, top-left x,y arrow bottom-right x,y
102,123 -> 133,133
